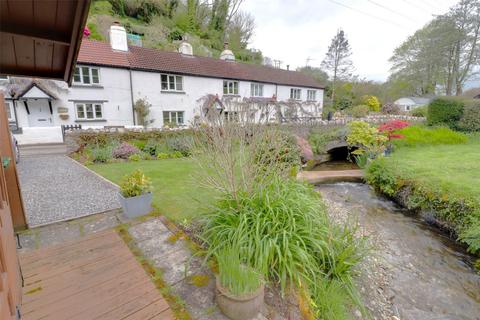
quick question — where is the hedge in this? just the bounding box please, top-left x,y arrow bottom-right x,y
427,97 -> 464,129
458,100 -> 480,132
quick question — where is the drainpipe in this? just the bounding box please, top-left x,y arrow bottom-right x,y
129,69 -> 136,125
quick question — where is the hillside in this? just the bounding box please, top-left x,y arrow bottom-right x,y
86,0 -> 263,64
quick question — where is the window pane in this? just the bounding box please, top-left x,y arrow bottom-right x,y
95,104 -> 102,118
259,85 -> 263,96
175,76 -> 183,91
73,67 -> 81,83
233,82 -> 238,94
161,75 -> 168,90
163,111 -> 170,123
85,104 -> 94,119
177,111 -> 184,124
223,81 -> 228,94
76,104 -> 85,119
169,76 -> 175,90
91,68 -> 99,84
81,67 -> 90,84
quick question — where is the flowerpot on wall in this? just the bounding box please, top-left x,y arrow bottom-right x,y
59,114 -> 69,120
118,192 -> 152,218
215,276 -> 264,320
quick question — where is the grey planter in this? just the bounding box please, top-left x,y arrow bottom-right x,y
215,276 -> 264,320
118,192 -> 152,218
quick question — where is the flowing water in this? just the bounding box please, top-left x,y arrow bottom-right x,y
317,182 -> 480,320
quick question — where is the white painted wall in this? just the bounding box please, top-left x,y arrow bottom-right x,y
2,65 -> 324,130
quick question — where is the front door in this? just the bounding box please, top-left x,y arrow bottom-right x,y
27,100 -> 53,127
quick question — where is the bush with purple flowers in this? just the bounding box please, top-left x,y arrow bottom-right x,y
112,142 -> 139,159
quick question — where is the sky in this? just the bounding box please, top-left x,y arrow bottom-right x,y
243,0 -> 459,82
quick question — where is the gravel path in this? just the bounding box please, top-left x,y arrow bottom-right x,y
17,155 -> 120,227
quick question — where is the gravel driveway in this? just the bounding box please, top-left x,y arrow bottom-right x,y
17,155 -> 120,227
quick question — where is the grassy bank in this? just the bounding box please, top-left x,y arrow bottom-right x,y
366,138 -> 480,254
89,158 -> 214,222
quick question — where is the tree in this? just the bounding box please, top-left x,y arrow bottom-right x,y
321,29 -> 354,105
296,66 -> 329,85
389,0 -> 480,96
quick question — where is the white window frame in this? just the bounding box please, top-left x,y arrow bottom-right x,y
290,88 -> 301,100
75,102 -> 104,120
73,66 -> 101,85
223,80 -> 239,95
163,111 -> 184,125
5,101 -> 14,122
0,75 -> 9,81
307,90 -> 316,101
161,74 -> 184,92
250,83 -> 264,97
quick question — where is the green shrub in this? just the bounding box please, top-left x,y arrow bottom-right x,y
392,126 -> 468,147
347,105 -> 370,118
365,159 -> 398,197
202,176 -> 366,314
346,121 -> 387,157
128,153 -> 142,162
91,145 -> 113,163
308,127 -> 345,155
361,95 -> 381,112
156,152 -> 170,159
166,136 -> 192,156
129,139 -> 147,150
119,169 -> 152,198
457,100 -> 480,132
427,97 -> 464,129
411,105 -> 427,117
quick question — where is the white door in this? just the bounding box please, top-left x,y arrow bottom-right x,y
27,100 -> 53,127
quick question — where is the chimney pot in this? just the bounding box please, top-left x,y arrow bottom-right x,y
109,23 -> 128,52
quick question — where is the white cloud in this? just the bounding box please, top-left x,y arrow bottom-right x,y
243,0 -> 458,81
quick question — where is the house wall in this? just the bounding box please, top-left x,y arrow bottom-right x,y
2,65 -> 324,129
132,70 -> 323,127
394,98 -> 418,112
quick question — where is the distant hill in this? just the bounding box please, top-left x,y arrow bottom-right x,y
86,0 -> 263,64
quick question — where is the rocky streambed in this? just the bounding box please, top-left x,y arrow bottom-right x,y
318,182 -> 480,320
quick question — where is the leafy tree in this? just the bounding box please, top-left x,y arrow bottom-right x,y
296,66 -> 329,85
321,29 -> 354,104
361,95 -> 381,112
390,0 -> 480,96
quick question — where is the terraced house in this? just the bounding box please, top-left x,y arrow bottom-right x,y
1,23 -> 324,138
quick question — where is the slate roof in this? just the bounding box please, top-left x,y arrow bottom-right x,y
77,40 -> 324,89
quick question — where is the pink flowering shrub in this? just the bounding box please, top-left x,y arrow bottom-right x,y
112,142 -> 139,159
378,120 -> 410,140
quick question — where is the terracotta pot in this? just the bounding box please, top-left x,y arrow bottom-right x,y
215,276 -> 264,320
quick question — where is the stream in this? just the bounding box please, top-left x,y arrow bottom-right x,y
317,182 -> 480,320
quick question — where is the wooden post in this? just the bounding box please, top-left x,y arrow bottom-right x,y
0,93 -> 27,229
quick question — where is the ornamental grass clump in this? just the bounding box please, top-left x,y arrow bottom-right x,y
216,246 -> 262,296
119,169 -> 152,198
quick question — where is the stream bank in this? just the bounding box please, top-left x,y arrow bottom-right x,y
318,182 -> 480,320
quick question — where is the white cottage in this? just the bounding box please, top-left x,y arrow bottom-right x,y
1,24 -> 324,140
394,97 -> 432,112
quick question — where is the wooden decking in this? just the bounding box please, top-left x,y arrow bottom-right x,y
18,230 -> 174,320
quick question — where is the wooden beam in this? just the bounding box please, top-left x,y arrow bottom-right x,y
0,28 -> 70,46
0,94 -> 27,229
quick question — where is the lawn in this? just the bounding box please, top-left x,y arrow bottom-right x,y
384,139 -> 480,203
89,158 -> 216,222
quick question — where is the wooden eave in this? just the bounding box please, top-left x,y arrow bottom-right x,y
0,0 -> 91,84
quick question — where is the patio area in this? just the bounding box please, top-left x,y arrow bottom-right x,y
19,229 -> 174,320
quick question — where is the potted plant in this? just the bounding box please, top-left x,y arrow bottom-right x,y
118,169 -> 153,218
215,248 -> 264,320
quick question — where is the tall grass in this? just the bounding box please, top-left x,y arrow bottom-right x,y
216,246 -> 262,296
201,175 -> 367,318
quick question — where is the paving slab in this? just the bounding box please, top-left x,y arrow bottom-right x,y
17,155 -> 121,227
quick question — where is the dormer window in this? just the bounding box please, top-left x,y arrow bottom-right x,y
223,80 -> 238,95
290,88 -> 301,100
161,74 -> 183,91
73,66 -> 100,85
